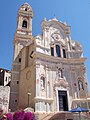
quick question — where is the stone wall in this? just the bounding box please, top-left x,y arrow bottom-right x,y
0,86 -> 10,113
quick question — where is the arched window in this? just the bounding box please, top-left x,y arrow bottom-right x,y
78,80 -> 84,90
56,45 -> 61,57
22,20 -> 27,28
63,49 -> 66,58
51,47 -> 54,56
25,8 -> 27,11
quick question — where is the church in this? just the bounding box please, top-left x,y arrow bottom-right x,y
10,3 -> 90,113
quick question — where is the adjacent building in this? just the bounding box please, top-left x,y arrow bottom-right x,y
10,3 -> 90,113
0,68 -> 11,113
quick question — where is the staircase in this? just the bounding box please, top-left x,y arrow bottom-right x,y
35,112 -> 55,120
35,112 -> 73,120
35,112 -> 90,120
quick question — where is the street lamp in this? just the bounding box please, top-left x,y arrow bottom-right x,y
27,92 -> 31,107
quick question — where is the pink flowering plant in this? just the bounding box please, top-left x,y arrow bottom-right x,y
0,109 -> 35,120
0,109 -> 3,120
13,110 -> 25,120
5,113 -> 13,120
24,112 -> 34,120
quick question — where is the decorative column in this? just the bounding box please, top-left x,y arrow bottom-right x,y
17,15 -> 22,29
42,26 -> 46,46
36,63 -> 40,97
45,66 -> 48,112
50,67 -> 54,112
29,18 -> 32,35
69,66 -> 73,96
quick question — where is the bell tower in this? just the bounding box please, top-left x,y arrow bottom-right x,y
13,2 -> 33,60
10,3 -> 34,111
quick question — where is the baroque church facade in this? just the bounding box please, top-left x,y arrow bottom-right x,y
10,3 -> 90,112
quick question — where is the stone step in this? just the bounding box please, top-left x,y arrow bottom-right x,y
35,112 -> 73,120
35,112 -> 90,120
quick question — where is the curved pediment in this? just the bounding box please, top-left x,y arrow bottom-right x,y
41,18 -> 70,35
55,78 -> 69,88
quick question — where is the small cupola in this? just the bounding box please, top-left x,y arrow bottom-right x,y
19,2 -> 33,17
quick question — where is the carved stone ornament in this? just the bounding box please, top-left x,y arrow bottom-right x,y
51,33 -> 61,41
55,77 -> 68,88
40,74 -> 45,80
85,82 -> 88,86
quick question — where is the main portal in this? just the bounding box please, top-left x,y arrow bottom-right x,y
58,91 -> 68,111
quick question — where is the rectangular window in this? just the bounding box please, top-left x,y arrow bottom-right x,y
51,47 -> 54,56
17,81 -> 19,84
19,58 -> 21,62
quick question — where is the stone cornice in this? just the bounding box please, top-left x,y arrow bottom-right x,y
14,33 -> 35,44
16,28 -> 31,33
35,52 -> 86,64
18,10 -> 33,18
73,98 -> 90,102
15,33 -> 34,39
67,50 -> 82,53
36,44 -> 50,50
50,40 -> 67,48
34,97 -> 53,102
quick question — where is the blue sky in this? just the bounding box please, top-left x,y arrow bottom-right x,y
0,0 -> 90,88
